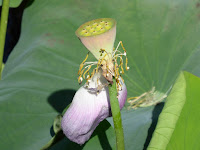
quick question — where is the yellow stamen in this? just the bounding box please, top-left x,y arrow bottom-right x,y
114,60 -> 117,76
116,78 -> 122,91
120,41 -> 126,53
78,76 -> 83,84
78,52 -> 89,75
126,57 -> 129,71
90,68 -> 96,79
83,65 -> 92,79
78,64 -> 84,75
100,53 -> 107,64
127,97 -> 138,101
96,58 -> 101,73
118,41 -> 129,71
119,56 -> 124,74
78,68 -> 86,83
77,40 -> 129,92
120,75 -> 124,83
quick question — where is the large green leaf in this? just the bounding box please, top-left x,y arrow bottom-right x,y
148,71 -> 200,150
1,0 -> 200,149
166,72 -> 200,150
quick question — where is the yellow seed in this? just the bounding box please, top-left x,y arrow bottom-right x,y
95,25 -> 102,31
100,28 -> 105,32
92,23 -> 98,27
100,20 -> 105,25
80,30 -> 86,35
92,30 -> 97,35
86,25 -> 91,30
84,32 -> 91,36
105,24 -> 111,30
89,28 -> 94,33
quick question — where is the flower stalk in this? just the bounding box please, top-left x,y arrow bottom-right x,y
0,0 -> 10,79
109,78 -> 125,150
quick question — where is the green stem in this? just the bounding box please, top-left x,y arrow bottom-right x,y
0,0 -> 10,79
108,78 -> 125,150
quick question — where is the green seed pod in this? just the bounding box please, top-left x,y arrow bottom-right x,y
76,18 -> 116,59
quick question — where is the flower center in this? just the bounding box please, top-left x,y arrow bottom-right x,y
77,41 -> 129,93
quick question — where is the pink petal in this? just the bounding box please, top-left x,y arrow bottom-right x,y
61,80 -> 127,144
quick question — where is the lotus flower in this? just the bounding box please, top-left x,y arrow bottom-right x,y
61,72 -> 127,144
61,18 -> 128,145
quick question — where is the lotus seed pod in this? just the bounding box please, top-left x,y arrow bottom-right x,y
76,18 -> 116,60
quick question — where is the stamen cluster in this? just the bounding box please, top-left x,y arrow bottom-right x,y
78,41 -> 129,93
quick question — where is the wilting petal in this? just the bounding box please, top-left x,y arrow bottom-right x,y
118,83 -> 127,110
61,76 -> 127,145
75,18 -> 116,60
